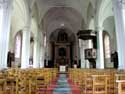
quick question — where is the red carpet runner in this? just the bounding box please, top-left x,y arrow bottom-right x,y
47,73 -> 81,94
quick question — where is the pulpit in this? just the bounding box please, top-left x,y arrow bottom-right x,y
77,29 -> 97,68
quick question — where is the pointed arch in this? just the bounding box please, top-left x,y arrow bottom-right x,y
96,0 -> 113,26
14,30 -> 22,67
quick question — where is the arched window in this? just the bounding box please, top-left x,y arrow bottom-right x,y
29,36 -> 34,66
15,32 -> 22,58
104,34 -> 110,58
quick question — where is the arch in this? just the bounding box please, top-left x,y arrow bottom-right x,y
14,30 -> 22,67
103,31 -> 111,58
11,0 -> 30,36
103,16 -> 117,52
9,0 -> 31,68
102,16 -> 117,68
43,7 -> 83,22
42,7 -> 85,37
96,0 -> 113,27
103,31 -> 111,68
29,32 -> 34,67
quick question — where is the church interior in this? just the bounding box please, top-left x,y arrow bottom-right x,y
0,0 -> 125,94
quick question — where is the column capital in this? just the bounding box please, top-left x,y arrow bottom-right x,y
23,26 -> 31,32
95,26 -> 104,31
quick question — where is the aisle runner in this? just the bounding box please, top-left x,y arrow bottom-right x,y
53,74 -> 72,94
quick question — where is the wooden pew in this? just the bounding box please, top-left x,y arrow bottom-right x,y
116,80 -> 125,94
92,75 -> 108,94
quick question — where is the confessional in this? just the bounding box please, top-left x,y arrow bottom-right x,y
7,51 -> 15,67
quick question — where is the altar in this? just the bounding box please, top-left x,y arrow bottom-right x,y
59,65 -> 66,72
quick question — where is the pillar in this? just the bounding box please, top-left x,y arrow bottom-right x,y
39,32 -> 45,68
40,46 -> 45,68
21,27 -> 30,68
33,31 -> 41,68
0,0 -> 12,69
113,0 -> 125,69
33,37 -> 39,68
96,27 -> 104,69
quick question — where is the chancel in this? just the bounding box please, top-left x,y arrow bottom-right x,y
0,0 -> 125,94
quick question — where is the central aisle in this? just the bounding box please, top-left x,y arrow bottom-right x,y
53,73 -> 72,94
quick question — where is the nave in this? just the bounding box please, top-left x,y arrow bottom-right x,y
0,68 -> 125,94
1,0 -> 125,94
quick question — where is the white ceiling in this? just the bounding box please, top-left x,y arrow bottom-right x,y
12,0 -> 97,37
31,0 -> 96,35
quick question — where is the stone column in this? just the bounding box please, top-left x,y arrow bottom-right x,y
21,27 -> 30,68
96,27 -> 104,69
33,37 -> 39,68
40,46 -> 45,68
0,0 -> 13,69
113,0 -> 125,69
39,32 -> 45,68
33,32 -> 41,68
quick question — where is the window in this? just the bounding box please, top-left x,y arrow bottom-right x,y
30,37 -> 34,65
104,34 -> 110,58
15,32 -> 22,58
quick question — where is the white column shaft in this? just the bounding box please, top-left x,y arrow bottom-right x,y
113,0 -> 125,69
80,47 -> 85,68
21,30 -> 30,68
0,1 -> 12,69
96,29 -> 104,69
40,46 -> 45,68
33,37 -> 41,68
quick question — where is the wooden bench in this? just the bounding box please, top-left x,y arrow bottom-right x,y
116,80 -> 125,94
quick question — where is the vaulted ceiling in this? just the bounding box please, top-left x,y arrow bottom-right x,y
12,0 -> 113,38
10,0 -> 115,54
29,0 -> 97,36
